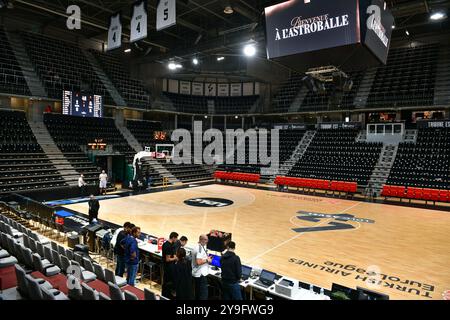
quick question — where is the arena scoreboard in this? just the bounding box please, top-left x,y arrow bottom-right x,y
62,90 -> 103,118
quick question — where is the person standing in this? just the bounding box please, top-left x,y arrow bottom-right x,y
87,194 -> 99,223
113,222 -> 131,277
123,226 -> 141,286
191,234 -> 212,300
99,170 -> 108,195
173,248 -> 194,300
161,232 -> 179,298
78,174 -> 87,197
220,241 -> 243,300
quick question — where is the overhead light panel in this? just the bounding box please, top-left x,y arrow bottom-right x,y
224,6 -> 233,14
430,11 -> 446,21
405,30 -> 410,36
124,48 -> 131,53
243,44 -> 256,57
192,58 -> 199,65
217,56 -> 225,61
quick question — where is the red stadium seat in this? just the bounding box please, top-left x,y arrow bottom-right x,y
439,190 -> 449,203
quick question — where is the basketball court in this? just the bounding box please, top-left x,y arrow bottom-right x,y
64,184 -> 450,300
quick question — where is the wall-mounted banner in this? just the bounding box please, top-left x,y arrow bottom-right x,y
243,82 -> 254,96
157,0 -> 176,31
179,81 -> 191,95
217,84 -> 230,97
107,13 -> 122,51
192,82 -> 204,96
130,0 -> 148,43
205,83 -> 217,97
319,122 -> 362,130
230,83 -> 242,97
265,0 -> 359,59
417,119 -> 450,129
168,79 -> 179,93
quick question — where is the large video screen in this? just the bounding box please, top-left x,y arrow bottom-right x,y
62,90 -> 103,118
265,0 -> 359,59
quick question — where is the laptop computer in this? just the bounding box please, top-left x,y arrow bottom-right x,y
241,265 -> 252,280
209,254 -> 221,269
255,269 -> 277,288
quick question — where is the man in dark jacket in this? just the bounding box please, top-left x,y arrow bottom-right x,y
114,222 -> 132,277
220,241 -> 243,300
88,194 -> 100,223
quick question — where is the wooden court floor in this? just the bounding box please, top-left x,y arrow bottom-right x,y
65,184 -> 450,300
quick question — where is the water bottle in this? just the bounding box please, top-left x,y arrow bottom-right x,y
309,284 -> 313,292
320,287 -> 324,295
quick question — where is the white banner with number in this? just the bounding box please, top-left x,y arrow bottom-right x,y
156,0 -> 176,31
107,13 -> 122,51
230,83 -> 242,96
217,84 -> 229,97
192,82 -> 203,96
179,81 -> 191,95
130,0 -> 148,43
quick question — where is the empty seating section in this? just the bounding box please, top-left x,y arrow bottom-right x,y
89,50 -> 151,109
21,33 -> 113,104
367,44 -> 439,107
160,161 -> 212,183
163,92 -> 259,114
288,129 -> 382,185
126,120 -> 164,149
274,176 -> 357,194
0,110 -> 67,193
44,113 -> 135,164
387,128 -> 450,189
272,73 -> 304,112
381,185 -> 450,204
214,171 -> 260,183
217,129 -> 305,174
0,28 -> 30,96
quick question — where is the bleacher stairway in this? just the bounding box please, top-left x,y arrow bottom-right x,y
271,130 -> 316,180
354,68 -> 377,108
116,124 -> 142,153
27,121 -> 79,186
82,49 -> 126,107
288,86 -> 309,113
365,144 -> 398,196
6,31 -> 47,98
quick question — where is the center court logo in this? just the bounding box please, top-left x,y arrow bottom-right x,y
171,121 -> 280,176
292,211 -> 375,233
184,197 -> 234,208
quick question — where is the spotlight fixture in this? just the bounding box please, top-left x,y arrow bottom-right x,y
224,6 -> 233,14
243,44 -> 256,57
392,25 -> 395,29
217,56 -> 225,61
124,48 -> 131,53
405,29 -> 410,36
192,58 -> 199,65
430,11 -> 446,21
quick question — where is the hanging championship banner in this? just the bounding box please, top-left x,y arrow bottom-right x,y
156,0 -> 176,31
130,0 -> 148,43
107,13 -> 122,51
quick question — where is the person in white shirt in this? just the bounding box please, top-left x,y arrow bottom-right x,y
99,170 -> 108,195
191,234 -> 212,300
78,174 -> 86,196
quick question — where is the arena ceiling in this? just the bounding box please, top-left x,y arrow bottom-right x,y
2,0 -> 450,63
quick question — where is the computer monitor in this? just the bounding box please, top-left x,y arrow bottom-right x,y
356,287 -> 389,300
259,269 -> 277,283
241,265 -> 252,279
330,283 -> 359,300
210,254 -> 221,268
